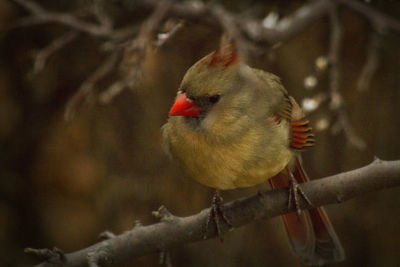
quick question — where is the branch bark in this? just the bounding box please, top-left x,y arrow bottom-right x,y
31,159 -> 400,267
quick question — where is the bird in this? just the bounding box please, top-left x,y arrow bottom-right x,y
162,44 -> 345,265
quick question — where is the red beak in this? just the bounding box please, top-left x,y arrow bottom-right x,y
169,92 -> 200,117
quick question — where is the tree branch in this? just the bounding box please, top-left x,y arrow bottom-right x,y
30,159 -> 400,267
337,0 -> 400,33
357,30 -> 383,92
10,0 -> 400,115
11,0 -> 112,37
31,30 -> 79,75
327,7 -> 366,150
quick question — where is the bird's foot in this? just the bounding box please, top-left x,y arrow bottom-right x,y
288,173 -> 312,216
204,190 -> 232,241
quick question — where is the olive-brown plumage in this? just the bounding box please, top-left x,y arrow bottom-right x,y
162,46 -> 344,265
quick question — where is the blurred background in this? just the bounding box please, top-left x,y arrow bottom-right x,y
0,0 -> 400,266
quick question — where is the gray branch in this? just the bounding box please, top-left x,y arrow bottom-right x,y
31,159 -> 400,267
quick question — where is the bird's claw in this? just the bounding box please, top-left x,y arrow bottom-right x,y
288,174 -> 312,217
204,191 -> 232,241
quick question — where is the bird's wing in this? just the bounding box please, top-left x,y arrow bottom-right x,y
288,97 -> 315,151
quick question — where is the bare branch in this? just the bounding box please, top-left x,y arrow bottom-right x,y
108,0 -> 172,103
98,81 -> 127,105
139,0 -> 336,46
30,159 -> 400,267
12,0 -> 400,48
11,0 -> 400,113
11,0 -> 112,37
334,108 -> 367,150
244,0 -> 336,45
64,51 -> 122,121
12,0 -> 43,14
328,8 -> 342,96
32,30 -> 79,75
337,0 -> 400,33
139,0 -> 172,43
92,0 -> 113,31
156,21 -> 184,48
357,30 -> 383,92
327,8 -> 366,150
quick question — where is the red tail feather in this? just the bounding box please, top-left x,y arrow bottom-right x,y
268,157 -> 345,265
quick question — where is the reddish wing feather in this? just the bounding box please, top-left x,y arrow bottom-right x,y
290,120 -> 315,151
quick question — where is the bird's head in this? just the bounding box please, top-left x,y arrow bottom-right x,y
169,45 -> 242,118
168,45 -> 255,141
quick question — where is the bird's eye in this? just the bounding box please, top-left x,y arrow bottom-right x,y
208,94 -> 220,104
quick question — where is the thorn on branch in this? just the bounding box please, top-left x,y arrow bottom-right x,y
373,156 -> 383,164
152,205 -> 177,223
98,230 -> 116,241
134,220 -> 143,228
87,248 -> 113,267
24,247 -> 66,263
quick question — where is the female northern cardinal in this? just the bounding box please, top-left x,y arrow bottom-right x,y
162,45 -> 344,265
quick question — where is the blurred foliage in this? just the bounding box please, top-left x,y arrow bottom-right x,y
0,0 -> 400,266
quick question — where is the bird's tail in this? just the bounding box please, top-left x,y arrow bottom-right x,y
268,156 -> 345,266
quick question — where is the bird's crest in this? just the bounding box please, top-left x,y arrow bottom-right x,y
206,44 -> 238,68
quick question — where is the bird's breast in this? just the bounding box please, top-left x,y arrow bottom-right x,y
164,117 -> 293,190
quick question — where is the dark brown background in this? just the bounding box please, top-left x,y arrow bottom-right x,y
1,0 -> 400,266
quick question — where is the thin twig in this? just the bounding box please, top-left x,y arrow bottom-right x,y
98,81 -> 127,104
64,51 -> 122,121
12,0 -> 43,14
156,21 -> 184,48
328,8 -> 366,150
32,30 -> 79,75
11,0 -> 111,37
92,0 -> 113,31
113,0 -> 172,102
337,0 -> 400,33
328,7 -> 342,96
357,30 -> 383,92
